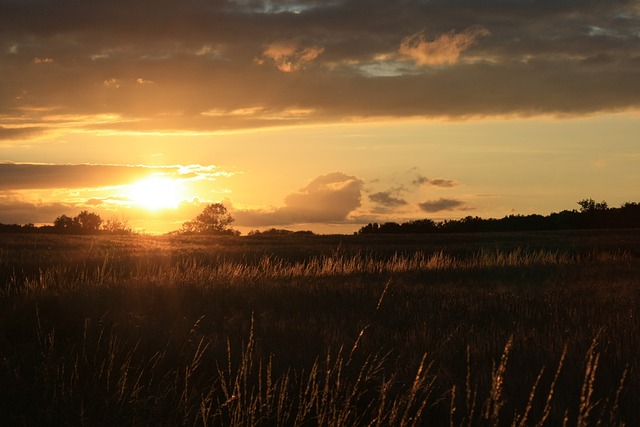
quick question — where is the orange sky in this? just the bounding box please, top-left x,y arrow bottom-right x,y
1,1 -> 639,234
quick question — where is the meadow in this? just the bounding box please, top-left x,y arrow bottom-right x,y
0,229 -> 639,426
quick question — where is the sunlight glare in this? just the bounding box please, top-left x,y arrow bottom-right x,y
126,176 -> 184,210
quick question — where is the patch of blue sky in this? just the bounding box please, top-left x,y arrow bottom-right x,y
356,61 -> 416,77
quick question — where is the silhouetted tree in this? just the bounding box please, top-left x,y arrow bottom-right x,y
102,217 -> 132,235
53,214 -> 75,230
75,211 -> 102,232
578,198 -> 608,212
357,223 -> 380,234
401,219 -> 437,233
181,203 -> 239,235
617,202 -> 640,228
53,211 -> 102,234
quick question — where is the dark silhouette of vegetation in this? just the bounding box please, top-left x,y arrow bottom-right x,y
577,198 -> 608,212
247,228 -> 315,237
357,199 -> 640,235
52,214 -> 74,230
53,210 -> 102,234
0,211 -> 132,235
180,203 -> 240,235
101,216 -> 134,235
1,199 -> 638,236
0,223 -> 39,233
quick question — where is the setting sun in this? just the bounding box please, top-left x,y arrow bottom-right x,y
125,176 -> 185,210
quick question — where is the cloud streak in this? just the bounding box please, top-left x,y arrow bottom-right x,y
418,198 -> 470,213
0,162 -> 224,190
412,175 -> 458,187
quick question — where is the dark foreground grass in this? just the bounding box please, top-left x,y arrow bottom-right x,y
0,230 -> 639,426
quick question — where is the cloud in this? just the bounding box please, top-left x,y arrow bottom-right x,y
234,172 -> 364,226
257,41 -> 325,72
418,198 -> 469,213
412,175 -> 457,187
103,78 -> 122,88
1,0 -> 639,136
0,163 -> 156,190
368,191 -> 408,208
0,196 -> 76,224
33,57 -> 54,64
0,162 -> 225,190
428,178 -> 457,187
400,26 -> 491,66
136,78 -> 154,85
85,198 -> 104,206
412,175 -> 429,186
0,126 -> 47,140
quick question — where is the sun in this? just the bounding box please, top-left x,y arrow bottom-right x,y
125,176 -> 185,210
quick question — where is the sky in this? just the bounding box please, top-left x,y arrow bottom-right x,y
1,0 -> 639,234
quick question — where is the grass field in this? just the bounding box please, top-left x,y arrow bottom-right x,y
1,229 -> 639,426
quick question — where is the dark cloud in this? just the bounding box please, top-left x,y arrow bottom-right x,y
369,191 -> 408,208
0,126 -> 47,139
412,175 -> 457,187
1,0 -> 639,135
0,163 -> 167,190
234,172 -> 364,226
428,178 -> 457,188
0,197 -> 76,224
412,175 -> 429,186
418,198 -> 469,213
0,162 -> 222,190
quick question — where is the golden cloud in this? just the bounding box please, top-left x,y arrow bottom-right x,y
257,41 -> 325,72
400,26 -> 490,66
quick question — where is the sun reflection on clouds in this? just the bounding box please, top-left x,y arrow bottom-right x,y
177,164 -> 236,180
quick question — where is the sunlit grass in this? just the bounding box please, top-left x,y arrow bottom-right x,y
5,246 -> 626,295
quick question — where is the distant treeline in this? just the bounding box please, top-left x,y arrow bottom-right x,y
357,199 -> 640,235
0,211 -> 132,235
1,199 -> 639,236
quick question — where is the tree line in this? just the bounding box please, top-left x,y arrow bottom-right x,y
356,199 -> 640,235
0,211 -> 134,235
1,199 -> 638,236
0,203 -> 241,236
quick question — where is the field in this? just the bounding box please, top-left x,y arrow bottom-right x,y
1,230 -> 639,426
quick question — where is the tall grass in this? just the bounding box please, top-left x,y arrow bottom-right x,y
4,246 -> 624,296
2,314 -> 632,426
0,232 -> 639,425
